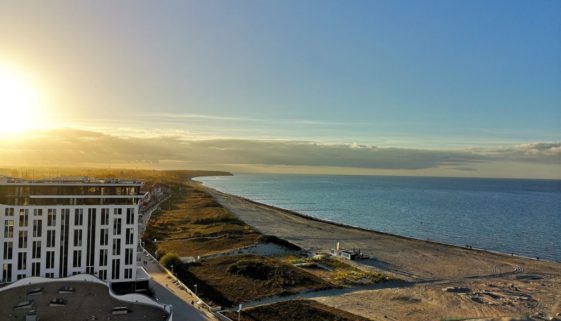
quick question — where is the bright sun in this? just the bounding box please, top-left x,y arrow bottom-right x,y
0,66 -> 43,134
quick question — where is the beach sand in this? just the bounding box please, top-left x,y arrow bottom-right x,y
200,184 -> 561,320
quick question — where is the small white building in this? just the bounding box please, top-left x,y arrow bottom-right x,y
0,176 -> 145,285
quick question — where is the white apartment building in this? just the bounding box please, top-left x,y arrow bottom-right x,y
0,176 -> 145,284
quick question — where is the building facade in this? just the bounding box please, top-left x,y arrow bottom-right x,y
0,177 -> 145,284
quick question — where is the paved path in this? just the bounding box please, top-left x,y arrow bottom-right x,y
139,197 -> 216,321
143,255 -> 215,321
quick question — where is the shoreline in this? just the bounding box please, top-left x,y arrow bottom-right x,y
193,179 -> 557,265
188,176 -> 561,320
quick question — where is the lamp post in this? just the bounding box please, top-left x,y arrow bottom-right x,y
194,283 -> 198,296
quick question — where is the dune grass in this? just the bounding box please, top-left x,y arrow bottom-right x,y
143,184 -> 261,257
283,255 -> 397,286
177,254 -> 332,307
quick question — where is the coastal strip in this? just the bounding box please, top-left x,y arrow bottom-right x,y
194,180 -> 561,281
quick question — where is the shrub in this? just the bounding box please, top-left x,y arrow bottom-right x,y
227,258 -> 311,287
155,248 -> 167,259
227,259 -> 273,280
160,253 -> 182,270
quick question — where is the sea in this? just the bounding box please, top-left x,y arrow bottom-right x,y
198,174 -> 561,262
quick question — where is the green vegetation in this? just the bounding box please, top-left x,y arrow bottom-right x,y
176,254 -> 331,307
223,300 -> 371,321
143,184 -> 261,257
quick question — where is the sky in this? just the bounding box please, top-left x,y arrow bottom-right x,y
0,1 -> 560,178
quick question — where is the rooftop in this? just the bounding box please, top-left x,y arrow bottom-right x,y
0,176 -> 143,186
0,277 -> 169,321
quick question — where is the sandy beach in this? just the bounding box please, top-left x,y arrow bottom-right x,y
200,183 -> 561,320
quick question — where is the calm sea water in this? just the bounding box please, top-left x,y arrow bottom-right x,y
198,174 -> 561,262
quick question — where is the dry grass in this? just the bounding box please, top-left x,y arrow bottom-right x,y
223,300 -> 371,321
177,254 -> 332,307
283,255 -> 396,286
143,184 -> 261,257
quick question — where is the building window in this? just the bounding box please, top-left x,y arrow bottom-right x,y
125,228 -> 134,245
100,229 -> 109,246
98,269 -> 107,281
32,241 -> 41,259
99,249 -> 108,266
72,250 -> 82,268
17,252 -> 26,270
125,248 -> 133,265
45,272 -> 54,278
47,230 -> 56,248
18,230 -> 28,248
124,268 -> 132,279
33,220 -> 42,237
47,209 -> 56,226
73,229 -> 83,247
33,209 -> 42,216
3,242 -> 13,260
113,218 -> 121,235
74,209 -> 83,226
114,208 -> 122,215
5,208 -> 14,217
112,239 -> 121,256
101,208 -> 109,225
4,220 -> 14,238
2,263 -> 12,282
19,209 -> 29,227
126,208 -> 134,225
111,259 -> 120,279
46,251 -> 55,269
32,262 -> 40,277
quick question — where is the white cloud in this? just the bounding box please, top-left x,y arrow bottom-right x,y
0,129 -> 559,178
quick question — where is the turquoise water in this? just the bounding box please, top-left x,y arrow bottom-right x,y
198,174 -> 561,262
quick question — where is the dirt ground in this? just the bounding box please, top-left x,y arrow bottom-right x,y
315,274 -> 561,321
223,299 -> 371,321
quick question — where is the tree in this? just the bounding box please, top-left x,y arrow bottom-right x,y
159,253 -> 182,270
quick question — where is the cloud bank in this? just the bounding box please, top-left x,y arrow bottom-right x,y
0,128 -> 559,178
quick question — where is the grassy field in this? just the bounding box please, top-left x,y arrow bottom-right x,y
176,254 -> 332,307
142,184 -> 261,257
223,300 -> 371,321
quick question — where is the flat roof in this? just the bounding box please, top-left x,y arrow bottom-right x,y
0,280 -> 168,321
0,176 -> 143,186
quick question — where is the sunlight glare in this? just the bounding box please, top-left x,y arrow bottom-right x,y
0,66 -> 43,134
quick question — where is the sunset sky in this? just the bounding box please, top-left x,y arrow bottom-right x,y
0,1 -> 560,178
